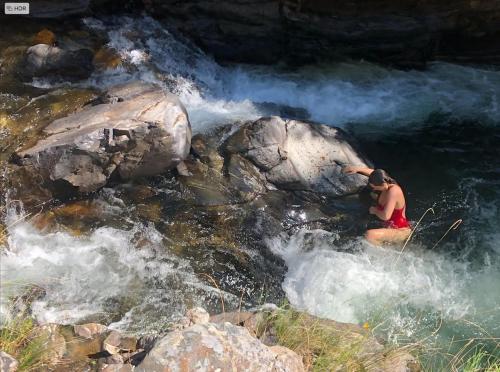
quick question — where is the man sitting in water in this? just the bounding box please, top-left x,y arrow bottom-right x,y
343,166 -> 411,245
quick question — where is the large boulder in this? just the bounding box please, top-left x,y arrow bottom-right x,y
136,321 -> 304,372
14,82 -> 192,195
223,116 -> 371,197
144,0 -> 500,67
22,44 -> 94,81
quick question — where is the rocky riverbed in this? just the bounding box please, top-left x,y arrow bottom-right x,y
1,4 -> 499,371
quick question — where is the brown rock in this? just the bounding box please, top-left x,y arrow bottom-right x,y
73,323 -> 108,339
37,324 -> 67,363
93,47 -> 122,69
33,29 -> 56,45
15,82 -> 192,195
103,331 -> 137,355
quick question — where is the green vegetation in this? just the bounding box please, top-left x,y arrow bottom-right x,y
453,348 -> 500,372
0,315 -> 50,371
259,304 -> 397,371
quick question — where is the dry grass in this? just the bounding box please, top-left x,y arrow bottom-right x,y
0,315 -> 50,371
260,305 -> 383,371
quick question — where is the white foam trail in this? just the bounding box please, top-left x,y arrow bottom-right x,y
0,219 -> 228,332
267,229 -> 500,331
76,16 -> 500,133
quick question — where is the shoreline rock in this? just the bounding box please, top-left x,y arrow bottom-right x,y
13,81 -> 192,196
10,307 -> 419,371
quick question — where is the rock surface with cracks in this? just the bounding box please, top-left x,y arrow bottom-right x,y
14,81 -> 192,195
223,116 -> 371,197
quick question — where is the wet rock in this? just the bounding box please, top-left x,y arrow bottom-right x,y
38,324 -> 67,364
103,331 -> 137,355
226,153 -> 272,198
22,44 -> 94,81
33,29 -> 56,45
15,81 -> 192,195
0,351 -> 18,372
178,159 -> 236,206
93,47 -> 122,70
145,0 -> 500,67
73,323 -> 108,339
136,320 -> 304,372
58,324 -> 106,360
223,116 -> 371,197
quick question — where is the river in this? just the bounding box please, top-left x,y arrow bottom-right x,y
1,15 -> 499,368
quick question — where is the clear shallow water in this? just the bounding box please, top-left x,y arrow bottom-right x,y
1,13 -> 500,363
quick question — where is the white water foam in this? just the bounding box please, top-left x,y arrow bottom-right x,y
75,16 -> 500,133
267,229 -> 499,335
0,218 -> 231,332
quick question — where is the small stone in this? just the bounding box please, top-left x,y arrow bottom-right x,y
103,331 -> 137,355
74,323 -> 108,339
0,351 -> 19,372
33,29 -> 56,45
186,307 -> 210,325
93,47 -> 122,69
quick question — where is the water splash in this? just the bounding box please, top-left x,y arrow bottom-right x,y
76,15 -> 500,131
0,219 -> 235,333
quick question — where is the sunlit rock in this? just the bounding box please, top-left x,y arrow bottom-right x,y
14,82 -> 192,195
73,323 -> 108,340
0,351 -> 18,372
136,318 -> 305,372
223,116 -> 372,197
93,47 -> 122,70
103,331 -> 137,355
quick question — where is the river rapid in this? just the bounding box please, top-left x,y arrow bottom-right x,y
1,15 -> 499,367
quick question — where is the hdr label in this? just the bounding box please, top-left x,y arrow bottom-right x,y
4,2 -> 30,14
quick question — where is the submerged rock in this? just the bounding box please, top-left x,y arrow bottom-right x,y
14,82 -> 192,195
223,116 -> 371,197
22,44 -> 94,81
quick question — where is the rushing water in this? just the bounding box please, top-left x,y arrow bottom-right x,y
1,14 -> 500,364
